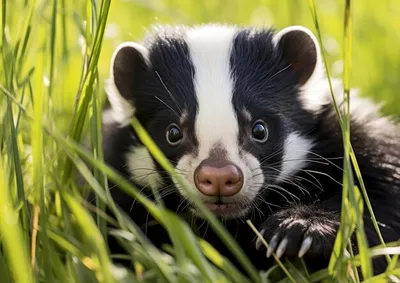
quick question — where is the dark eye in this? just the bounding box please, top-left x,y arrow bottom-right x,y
166,124 -> 183,146
251,120 -> 268,142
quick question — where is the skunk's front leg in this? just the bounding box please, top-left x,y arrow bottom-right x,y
255,203 -> 340,265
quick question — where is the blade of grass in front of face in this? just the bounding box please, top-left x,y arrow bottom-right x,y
0,155 -> 33,283
131,117 -> 261,283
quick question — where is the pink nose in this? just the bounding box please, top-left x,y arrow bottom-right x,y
194,160 -> 243,197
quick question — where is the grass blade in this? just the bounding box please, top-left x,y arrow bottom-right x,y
0,155 -> 33,283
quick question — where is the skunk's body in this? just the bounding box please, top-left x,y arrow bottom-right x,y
102,24 -> 400,274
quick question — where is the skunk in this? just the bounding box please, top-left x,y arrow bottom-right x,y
101,24 -> 400,274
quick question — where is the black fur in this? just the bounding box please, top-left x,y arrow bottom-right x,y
101,24 -> 400,276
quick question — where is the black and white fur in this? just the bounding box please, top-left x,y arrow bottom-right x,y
102,24 -> 400,274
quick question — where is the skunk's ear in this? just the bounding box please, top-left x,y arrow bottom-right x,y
273,26 -> 322,86
105,42 -> 149,125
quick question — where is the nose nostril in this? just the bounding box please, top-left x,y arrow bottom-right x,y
206,180 -> 212,185
226,181 -> 232,185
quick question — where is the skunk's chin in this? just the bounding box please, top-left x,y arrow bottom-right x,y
189,200 -> 249,219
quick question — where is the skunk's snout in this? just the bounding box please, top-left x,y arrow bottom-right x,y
194,159 -> 243,197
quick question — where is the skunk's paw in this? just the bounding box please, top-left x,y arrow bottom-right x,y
255,206 -> 339,261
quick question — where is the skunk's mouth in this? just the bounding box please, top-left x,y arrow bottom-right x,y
204,201 -> 247,218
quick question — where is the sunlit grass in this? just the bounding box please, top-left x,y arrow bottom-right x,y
1,0 -> 400,282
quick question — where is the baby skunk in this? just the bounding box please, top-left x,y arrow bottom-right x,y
102,24 -> 400,274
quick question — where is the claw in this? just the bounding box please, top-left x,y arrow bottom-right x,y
255,229 -> 265,250
275,237 -> 288,259
298,236 -> 313,258
266,234 -> 279,258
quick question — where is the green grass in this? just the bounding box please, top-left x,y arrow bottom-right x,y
1,0 -> 400,282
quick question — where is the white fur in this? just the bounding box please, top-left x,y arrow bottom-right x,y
276,132 -> 314,183
105,42 -> 149,126
186,25 -> 239,161
125,146 -> 163,188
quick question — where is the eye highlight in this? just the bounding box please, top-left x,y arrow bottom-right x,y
166,124 -> 183,146
251,120 -> 268,143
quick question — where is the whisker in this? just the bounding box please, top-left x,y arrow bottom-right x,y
298,150 -> 344,171
300,169 -> 343,186
264,64 -> 291,84
154,71 -> 184,115
267,184 -> 300,203
155,95 -> 181,119
259,148 -> 284,165
263,166 -> 311,196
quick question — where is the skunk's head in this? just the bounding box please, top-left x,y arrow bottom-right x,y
105,24 -> 331,219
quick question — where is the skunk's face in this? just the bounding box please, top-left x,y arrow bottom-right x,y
106,25 -> 329,219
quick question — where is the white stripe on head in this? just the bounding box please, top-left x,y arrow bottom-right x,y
174,26 -> 265,218
186,25 -> 239,159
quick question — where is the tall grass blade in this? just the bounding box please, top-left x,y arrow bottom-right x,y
0,155 -> 33,283
62,192 -> 116,283
61,0 -> 111,183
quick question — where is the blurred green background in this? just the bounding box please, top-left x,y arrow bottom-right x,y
105,0 -> 400,119
2,0 -> 400,133
0,2 -> 399,281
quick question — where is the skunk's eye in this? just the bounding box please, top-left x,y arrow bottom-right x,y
166,124 -> 183,146
251,120 -> 268,143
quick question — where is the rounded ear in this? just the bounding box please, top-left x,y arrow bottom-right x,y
105,42 -> 149,125
273,26 -> 322,86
